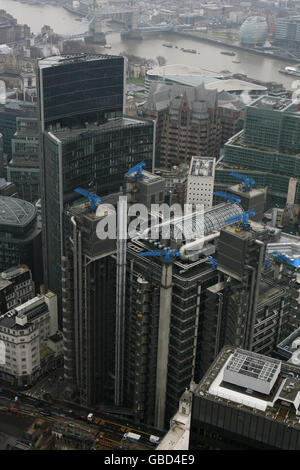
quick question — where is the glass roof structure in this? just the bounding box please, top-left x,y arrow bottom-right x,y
0,196 -> 36,230
170,203 -> 243,242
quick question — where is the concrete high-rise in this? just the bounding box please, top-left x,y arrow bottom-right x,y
186,156 -> 216,210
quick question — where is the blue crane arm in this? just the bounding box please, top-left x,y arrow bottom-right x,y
273,251 -> 300,268
126,161 -> 147,177
226,210 -> 255,225
207,256 -> 218,270
213,191 -> 241,204
230,171 -> 255,190
74,187 -> 102,212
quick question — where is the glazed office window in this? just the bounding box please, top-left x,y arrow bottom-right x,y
181,110 -> 188,127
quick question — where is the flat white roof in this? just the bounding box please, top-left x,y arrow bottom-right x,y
147,64 -> 223,78
205,79 -> 267,93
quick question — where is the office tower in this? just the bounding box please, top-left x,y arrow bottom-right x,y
0,178 -> 17,197
154,165 -> 189,208
0,10 -> 31,44
62,169 -> 165,407
0,100 -> 36,158
124,201 -> 244,429
186,156 -> 216,210
0,290 -> 58,386
0,265 -> 34,314
62,199 -> 117,406
42,116 -> 154,313
125,169 -> 165,207
7,116 -> 40,202
142,82 -> 221,168
217,91 -> 244,146
0,196 -> 42,283
216,96 -> 300,208
37,54 -> 125,132
239,16 -> 268,47
61,158 -> 244,425
274,16 -> 300,53
190,347 -> 300,450
199,220 -> 299,377
37,54 -> 154,309
226,183 -> 266,222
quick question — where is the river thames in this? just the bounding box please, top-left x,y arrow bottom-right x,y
0,0 -> 298,90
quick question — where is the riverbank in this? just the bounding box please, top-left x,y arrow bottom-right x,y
172,31 -> 300,64
63,4 -> 87,17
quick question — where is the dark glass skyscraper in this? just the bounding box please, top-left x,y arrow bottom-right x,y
37,54 -> 154,316
37,54 -> 125,303
37,53 -> 125,130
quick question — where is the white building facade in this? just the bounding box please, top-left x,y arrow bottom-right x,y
186,156 -> 216,210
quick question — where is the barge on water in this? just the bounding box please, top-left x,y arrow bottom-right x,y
221,51 -> 235,56
279,65 -> 300,77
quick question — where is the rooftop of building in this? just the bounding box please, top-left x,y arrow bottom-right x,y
128,203 -> 244,261
13,128 -> 39,138
189,156 -> 215,177
0,277 -> 11,292
249,95 -> 293,112
154,164 -> 189,179
0,196 -> 36,229
266,231 -> 300,266
47,116 -> 152,143
0,296 -> 48,329
48,333 -> 62,344
147,65 -> 267,93
0,265 -> 30,280
70,201 -> 116,223
0,100 -> 36,113
126,169 -> 163,185
205,78 -> 267,94
218,89 -> 245,106
9,156 -> 39,168
146,64 -> 223,79
225,349 -> 281,385
226,130 -> 300,156
277,327 -> 300,364
0,310 -> 32,329
144,81 -> 217,115
38,53 -> 121,69
194,347 -> 300,429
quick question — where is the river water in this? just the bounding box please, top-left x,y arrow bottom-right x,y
0,0 -> 298,90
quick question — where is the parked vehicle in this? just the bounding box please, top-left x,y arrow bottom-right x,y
123,432 -> 141,443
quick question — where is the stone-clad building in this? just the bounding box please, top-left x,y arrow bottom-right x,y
142,82 -> 222,169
